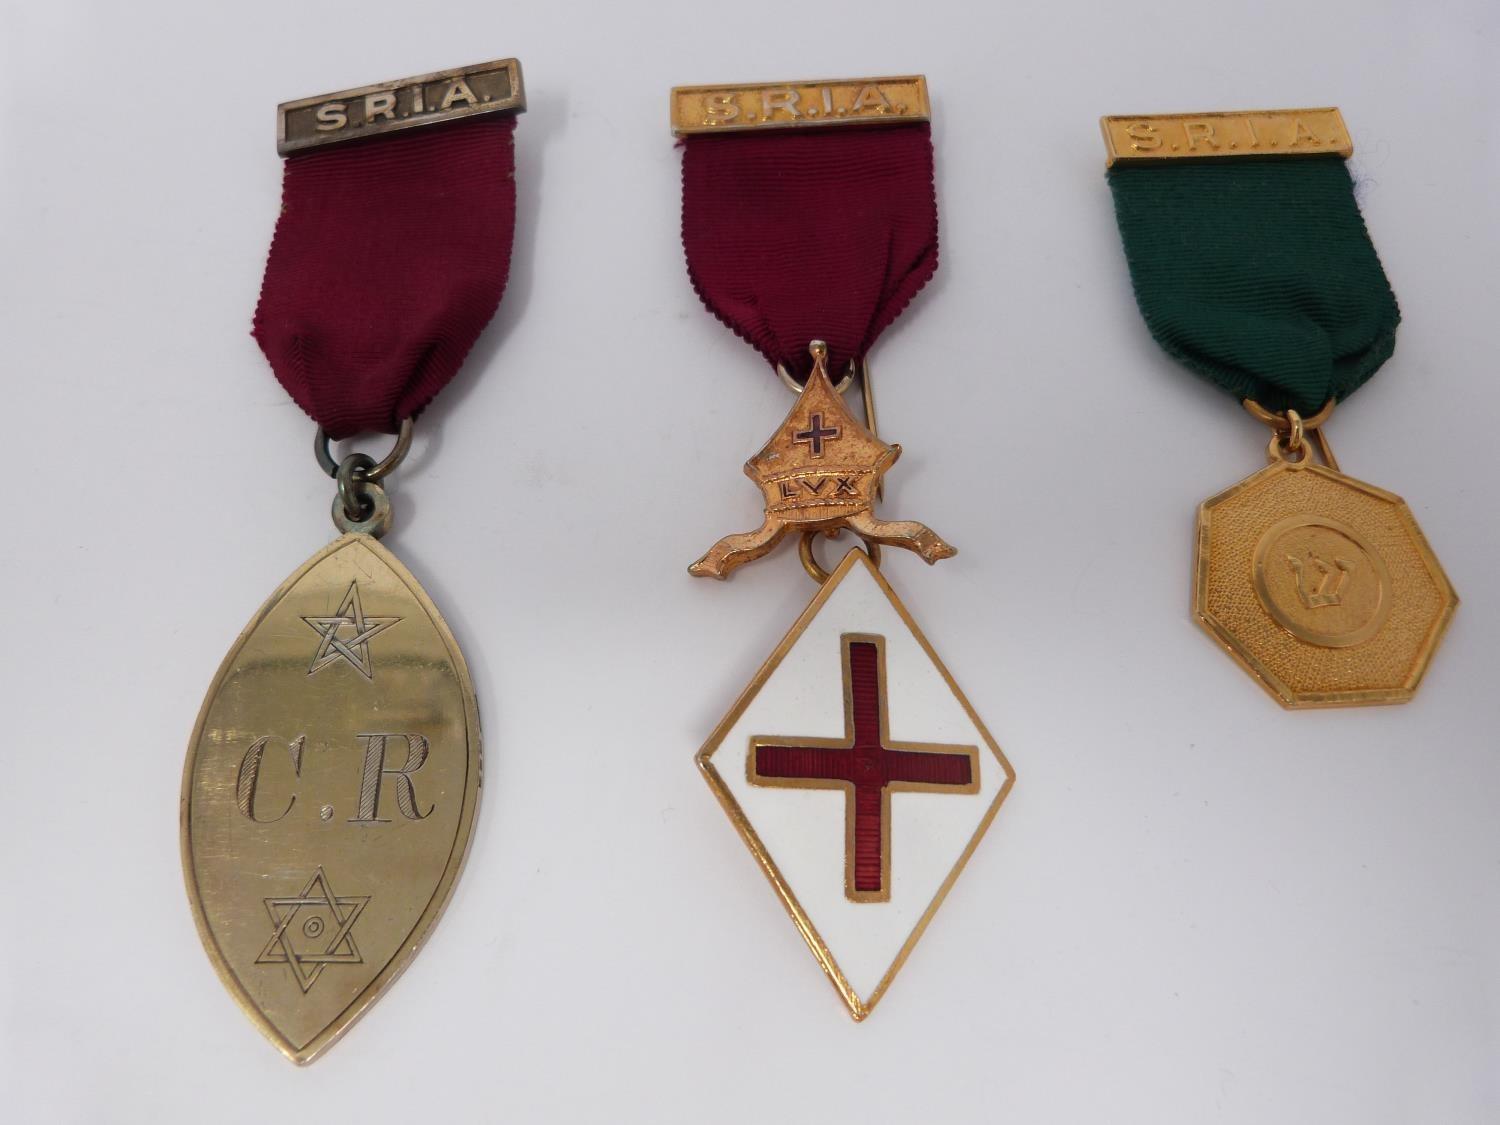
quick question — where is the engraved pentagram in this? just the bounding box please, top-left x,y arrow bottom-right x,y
255,867 -> 370,993
302,580 -> 399,679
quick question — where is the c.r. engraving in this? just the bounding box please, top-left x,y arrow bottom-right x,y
232,731 -> 435,825
349,734 -> 433,823
236,735 -> 306,823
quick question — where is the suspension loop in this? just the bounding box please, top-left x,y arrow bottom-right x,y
315,417 -> 414,483
776,339 -> 857,395
1245,398 -> 1339,471
1243,397 -> 1335,432
799,530 -> 881,585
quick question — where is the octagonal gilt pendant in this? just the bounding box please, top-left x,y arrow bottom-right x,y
697,549 -> 1015,1019
181,534 -> 481,1063
1195,460 -> 1457,708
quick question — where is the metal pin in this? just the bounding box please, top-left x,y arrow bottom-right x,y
859,356 -> 882,501
1313,428 -> 1340,472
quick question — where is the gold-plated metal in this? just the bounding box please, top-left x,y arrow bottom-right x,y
1283,409 -> 1305,453
278,58 -> 525,155
858,357 -> 880,444
1101,108 -> 1351,166
1312,429 -> 1339,472
671,75 -> 929,136
858,357 -> 884,501
1194,437 -> 1457,707
696,549 -> 1015,1019
799,529 -> 880,584
689,342 -> 955,579
777,358 -> 856,396
777,355 -> 880,496
1243,397 -> 1336,433
1245,397 -> 1340,471
182,534 -> 481,1063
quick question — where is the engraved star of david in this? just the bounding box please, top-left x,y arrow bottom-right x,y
302,580 -> 399,679
255,867 -> 370,993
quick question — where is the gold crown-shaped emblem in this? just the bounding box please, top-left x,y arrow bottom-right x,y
1287,549 -> 1354,609
690,342 -> 955,579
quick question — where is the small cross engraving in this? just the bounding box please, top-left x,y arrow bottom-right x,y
793,413 -> 841,458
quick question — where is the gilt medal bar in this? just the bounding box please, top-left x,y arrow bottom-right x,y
182,58 -> 525,1063
674,75 -> 1015,1018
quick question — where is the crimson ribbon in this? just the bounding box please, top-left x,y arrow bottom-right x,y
681,123 -> 938,383
253,116 -> 517,439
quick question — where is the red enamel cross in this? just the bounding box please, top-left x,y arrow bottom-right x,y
750,635 -> 979,902
793,412 -> 841,457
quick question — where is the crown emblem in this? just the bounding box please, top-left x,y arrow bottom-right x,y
1286,550 -> 1354,609
689,341 -> 955,579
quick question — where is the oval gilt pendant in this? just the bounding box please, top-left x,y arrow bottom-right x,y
181,533 -> 481,1063
1195,460 -> 1457,707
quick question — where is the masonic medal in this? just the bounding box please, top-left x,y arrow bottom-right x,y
181,58 -> 525,1063
1102,108 -> 1456,707
673,75 -> 1016,1018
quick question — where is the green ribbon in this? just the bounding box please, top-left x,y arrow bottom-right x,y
1107,155 -> 1399,414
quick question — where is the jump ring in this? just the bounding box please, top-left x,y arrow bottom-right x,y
1266,431 -> 1311,467
336,453 -> 377,521
1285,409 -> 1305,452
331,481 -> 393,538
776,360 -> 857,396
799,530 -> 881,584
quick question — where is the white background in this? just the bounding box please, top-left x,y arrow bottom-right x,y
1,1 -> 1496,1121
